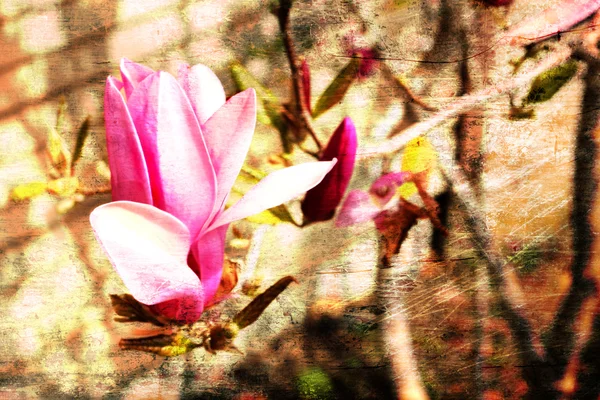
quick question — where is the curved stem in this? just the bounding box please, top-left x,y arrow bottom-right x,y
277,0 -> 323,153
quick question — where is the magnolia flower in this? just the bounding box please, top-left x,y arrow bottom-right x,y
91,59 -> 336,324
301,117 -> 357,223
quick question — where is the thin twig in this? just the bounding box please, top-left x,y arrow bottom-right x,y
380,63 -> 438,112
277,0 -> 323,153
77,185 -> 111,196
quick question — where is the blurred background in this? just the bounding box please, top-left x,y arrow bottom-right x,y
0,0 -> 593,398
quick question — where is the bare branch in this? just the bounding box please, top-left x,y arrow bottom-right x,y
442,164 -> 553,394
543,56 -> 600,384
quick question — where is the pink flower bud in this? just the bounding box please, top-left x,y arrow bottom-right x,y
302,117 -> 357,222
355,48 -> 379,79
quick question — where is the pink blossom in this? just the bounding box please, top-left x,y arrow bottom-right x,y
355,48 -> 378,79
91,59 -> 336,324
336,172 -> 411,228
301,117 -> 357,222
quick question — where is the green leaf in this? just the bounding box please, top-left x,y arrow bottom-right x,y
312,58 -> 359,119
47,97 -> 72,176
230,62 -> 285,129
233,275 -> 297,329
10,182 -> 47,201
297,367 -> 335,400
231,62 -> 291,152
47,127 -> 72,177
71,117 -> 91,170
523,60 -> 578,105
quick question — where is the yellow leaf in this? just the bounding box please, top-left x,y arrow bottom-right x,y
246,211 -> 280,225
47,176 -> 79,197
399,136 -> 437,199
245,206 -> 294,225
47,128 -> 72,175
10,182 -> 47,201
95,160 -> 111,181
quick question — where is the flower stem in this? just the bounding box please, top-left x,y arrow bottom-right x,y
277,0 -> 323,153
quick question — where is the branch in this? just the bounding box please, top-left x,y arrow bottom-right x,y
442,164 -> 553,394
375,244 -> 429,400
276,0 -> 323,152
573,303 -> 600,399
360,46 -> 573,158
543,56 -> 600,384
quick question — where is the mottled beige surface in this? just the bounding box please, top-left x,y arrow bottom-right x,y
0,0 -> 586,398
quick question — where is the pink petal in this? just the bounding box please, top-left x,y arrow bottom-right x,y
178,63 -> 226,124
190,224 -> 229,307
111,78 -> 124,91
104,76 -> 152,204
210,160 -> 337,230
120,58 -> 154,99
335,190 -> 381,227
202,89 -> 256,221
89,201 -> 204,323
127,71 -> 217,239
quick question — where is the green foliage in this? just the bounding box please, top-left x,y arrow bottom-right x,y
346,320 -> 376,337
508,237 -> 558,275
230,62 -> 291,151
296,366 -> 335,400
523,59 -> 578,105
312,58 -> 359,119
510,243 -> 543,275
